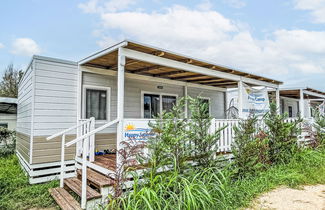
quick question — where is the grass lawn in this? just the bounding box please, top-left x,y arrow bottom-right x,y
0,154 -> 58,210
0,148 -> 324,210
223,147 -> 325,209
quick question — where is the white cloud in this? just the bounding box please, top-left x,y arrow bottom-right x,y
294,0 -> 325,23
0,43 -> 4,48
80,2 -> 325,86
223,0 -> 246,8
197,0 -> 213,11
11,38 -> 41,56
79,0 -> 136,13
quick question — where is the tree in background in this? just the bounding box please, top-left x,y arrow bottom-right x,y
0,64 -> 23,98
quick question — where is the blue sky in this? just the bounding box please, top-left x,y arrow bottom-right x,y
0,0 -> 324,90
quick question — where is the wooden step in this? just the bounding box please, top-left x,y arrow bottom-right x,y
49,187 -> 82,210
64,177 -> 102,200
77,168 -> 115,188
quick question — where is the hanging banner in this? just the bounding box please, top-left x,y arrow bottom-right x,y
242,83 -> 270,118
319,100 -> 325,116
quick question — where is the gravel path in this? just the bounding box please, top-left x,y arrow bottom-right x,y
247,185 -> 325,210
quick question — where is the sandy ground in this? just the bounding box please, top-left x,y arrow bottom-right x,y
247,185 -> 325,210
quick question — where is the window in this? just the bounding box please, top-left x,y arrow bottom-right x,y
162,95 -> 177,112
144,94 -> 160,118
198,97 -> 211,116
142,92 -> 177,118
83,86 -> 110,121
288,106 -> 293,117
0,123 -> 8,128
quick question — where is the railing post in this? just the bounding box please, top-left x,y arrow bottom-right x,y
76,120 -> 81,157
89,118 -> 95,162
60,134 -> 65,188
81,136 -> 88,209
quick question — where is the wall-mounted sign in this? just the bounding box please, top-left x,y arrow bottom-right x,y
123,120 -> 156,141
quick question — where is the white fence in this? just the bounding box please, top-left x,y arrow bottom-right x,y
122,118 -> 312,155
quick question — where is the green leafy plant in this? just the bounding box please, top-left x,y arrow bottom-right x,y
231,115 -> 270,178
311,108 -> 325,148
187,96 -> 222,167
264,103 -> 302,164
145,97 -> 190,175
0,127 -> 16,157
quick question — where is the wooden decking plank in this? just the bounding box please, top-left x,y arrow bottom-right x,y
77,168 -> 115,187
64,177 -> 102,200
49,188 -> 81,210
93,154 -> 116,171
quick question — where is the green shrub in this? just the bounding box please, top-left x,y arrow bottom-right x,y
231,116 -> 270,178
187,97 -> 222,167
264,103 -> 302,164
0,127 -> 16,156
312,108 -> 325,147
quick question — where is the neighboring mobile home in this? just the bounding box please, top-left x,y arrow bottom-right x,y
16,40 -> 283,208
0,97 -> 17,130
278,87 -> 325,118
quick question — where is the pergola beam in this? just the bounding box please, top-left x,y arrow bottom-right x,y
120,48 -> 279,88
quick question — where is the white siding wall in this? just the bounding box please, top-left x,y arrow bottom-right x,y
82,72 -> 225,133
17,64 -> 33,135
0,113 -> 17,130
187,87 -> 225,118
33,58 -> 78,136
281,97 -> 299,117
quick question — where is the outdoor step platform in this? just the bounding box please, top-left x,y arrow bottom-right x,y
77,168 -> 115,188
64,177 -> 102,200
49,187 -> 82,210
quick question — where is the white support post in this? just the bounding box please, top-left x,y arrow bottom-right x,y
184,84 -> 188,118
81,136 -> 88,209
237,80 -> 243,118
116,48 -> 125,168
299,89 -> 305,118
60,134 -> 65,188
76,66 -> 82,157
276,88 -> 280,115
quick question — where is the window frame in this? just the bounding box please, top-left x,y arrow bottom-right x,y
288,105 -> 293,118
141,91 -> 178,119
198,96 -> 211,117
82,85 -> 111,123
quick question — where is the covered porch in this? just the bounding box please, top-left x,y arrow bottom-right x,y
74,40 -> 282,170
278,87 -> 325,118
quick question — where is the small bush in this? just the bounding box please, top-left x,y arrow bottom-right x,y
264,103 -> 302,164
231,116 -> 270,178
0,127 -> 16,156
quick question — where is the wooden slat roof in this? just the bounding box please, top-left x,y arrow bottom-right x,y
81,40 -> 282,88
280,87 -> 325,99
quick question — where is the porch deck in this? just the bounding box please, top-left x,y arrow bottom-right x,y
93,154 -> 116,171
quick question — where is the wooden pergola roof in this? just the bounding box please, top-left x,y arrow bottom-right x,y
80,40 -> 282,89
280,87 -> 325,99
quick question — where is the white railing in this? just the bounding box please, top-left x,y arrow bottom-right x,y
214,119 -> 239,152
122,117 -> 312,156
46,117 -> 95,209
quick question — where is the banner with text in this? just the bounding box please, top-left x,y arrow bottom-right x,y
123,119 -> 155,142
242,83 -> 270,118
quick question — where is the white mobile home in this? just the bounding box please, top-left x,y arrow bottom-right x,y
0,97 -> 17,130
16,40 -> 283,209
277,88 -> 325,118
